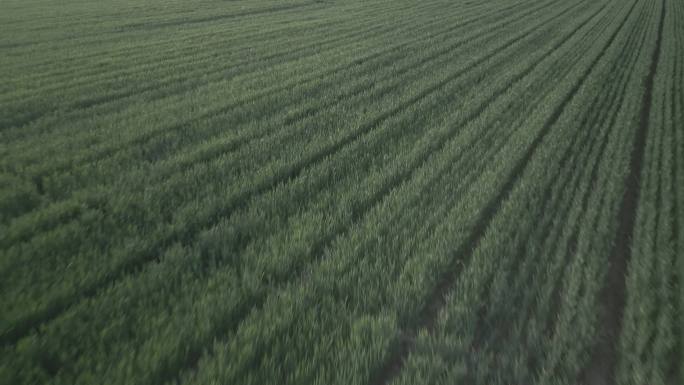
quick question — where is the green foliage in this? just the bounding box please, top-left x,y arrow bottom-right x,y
0,0 -> 681,384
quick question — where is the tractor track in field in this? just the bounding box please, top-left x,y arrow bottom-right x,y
581,0 -> 666,383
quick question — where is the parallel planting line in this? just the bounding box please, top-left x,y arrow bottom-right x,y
477,1 -> 649,378
422,0 -> 652,384
158,8 -> 606,380
190,1 -> 628,380
669,12 -> 682,381
468,3 -> 653,372
371,0 -> 642,383
179,11 -> 607,380
0,0 -> 540,232
167,0 -> 616,380
2,10 -> 596,384
390,0 -> 648,383
383,0 -> 615,278
1,0 -> 466,106
3,0 -> 543,176
469,28 -> 628,354
0,0 -> 504,132
0,0 -> 577,346
119,2 -> 324,31
543,6 -> 651,340
0,3 -> 592,380
0,0 -> 563,254
4,0 -> 458,84
583,0 -> 665,382
8,0 -> 568,254
471,0 -> 652,349
0,0 -> 528,207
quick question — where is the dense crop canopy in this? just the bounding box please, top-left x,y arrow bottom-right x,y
0,0 -> 681,384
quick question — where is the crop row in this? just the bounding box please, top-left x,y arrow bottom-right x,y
617,0 -> 683,383
2,0 -> 680,384
1,0 -> 606,383
177,0 -> 645,384
392,0 -> 675,384
0,0 -> 564,345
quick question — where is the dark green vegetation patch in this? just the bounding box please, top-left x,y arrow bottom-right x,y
0,0 -> 682,384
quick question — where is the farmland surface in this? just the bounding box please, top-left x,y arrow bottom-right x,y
0,0 -> 682,384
